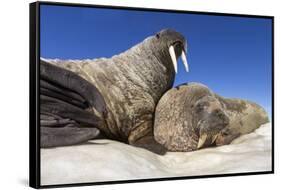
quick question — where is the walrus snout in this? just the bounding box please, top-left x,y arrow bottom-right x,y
197,109 -> 229,149
155,29 -> 189,73
212,109 -> 230,126
215,129 -> 241,146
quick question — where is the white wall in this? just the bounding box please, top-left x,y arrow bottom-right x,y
0,0 -> 279,189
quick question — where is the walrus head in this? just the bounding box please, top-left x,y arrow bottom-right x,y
128,29 -> 189,74
114,29 -> 189,102
153,29 -> 189,73
193,94 -> 230,149
154,82 -> 229,151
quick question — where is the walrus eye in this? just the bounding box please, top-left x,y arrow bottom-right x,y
156,33 -> 160,39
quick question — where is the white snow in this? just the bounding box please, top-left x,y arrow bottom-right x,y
41,123 -> 272,186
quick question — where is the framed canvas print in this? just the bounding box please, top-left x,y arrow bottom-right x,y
29,1 -> 274,188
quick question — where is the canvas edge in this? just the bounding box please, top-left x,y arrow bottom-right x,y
29,1 -> 275,189
29,2 -> 41,189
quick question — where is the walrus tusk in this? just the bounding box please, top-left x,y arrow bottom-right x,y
169,45 -> 178,73
181,50 -> 189,72
211,134 -> 219,144
197,133 -> 208,149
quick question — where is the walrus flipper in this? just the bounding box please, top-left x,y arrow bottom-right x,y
40,95 -> 103,147
131,135 -> 167,155
40,97 -> 102,147
40,60 -> 107,147
128,119 -> 167,155
41,125 -> 100,148
40,60 -> 107,116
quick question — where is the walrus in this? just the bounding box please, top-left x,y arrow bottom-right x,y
154,82 -> 269,152
40,29 -> 189,154
214,94 -> 269,146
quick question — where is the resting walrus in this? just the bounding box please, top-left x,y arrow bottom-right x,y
40,29 -> 189,154
154,82 -> 269,152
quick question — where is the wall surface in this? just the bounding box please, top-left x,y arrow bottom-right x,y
0,0 -> 279,190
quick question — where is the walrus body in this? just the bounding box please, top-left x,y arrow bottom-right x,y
214,95 -> 269,145
40,29 -> 189,154
154,82 -> 268,152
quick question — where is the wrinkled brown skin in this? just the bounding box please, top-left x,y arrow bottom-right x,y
154,82 -> 269,152
214,95 -> 269,145
41,29 -> 187,154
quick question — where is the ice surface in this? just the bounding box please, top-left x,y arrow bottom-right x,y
41,123 -> 272,185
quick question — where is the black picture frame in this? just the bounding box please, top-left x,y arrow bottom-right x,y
29,1 -> 274,188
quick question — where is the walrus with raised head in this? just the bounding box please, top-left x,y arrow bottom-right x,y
40,29 -> 189,154
154,82 -> 269,152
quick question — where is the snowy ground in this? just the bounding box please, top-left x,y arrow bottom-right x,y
41,123 -> 272,186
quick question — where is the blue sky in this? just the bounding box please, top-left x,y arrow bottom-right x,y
40,5 -> 272,117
